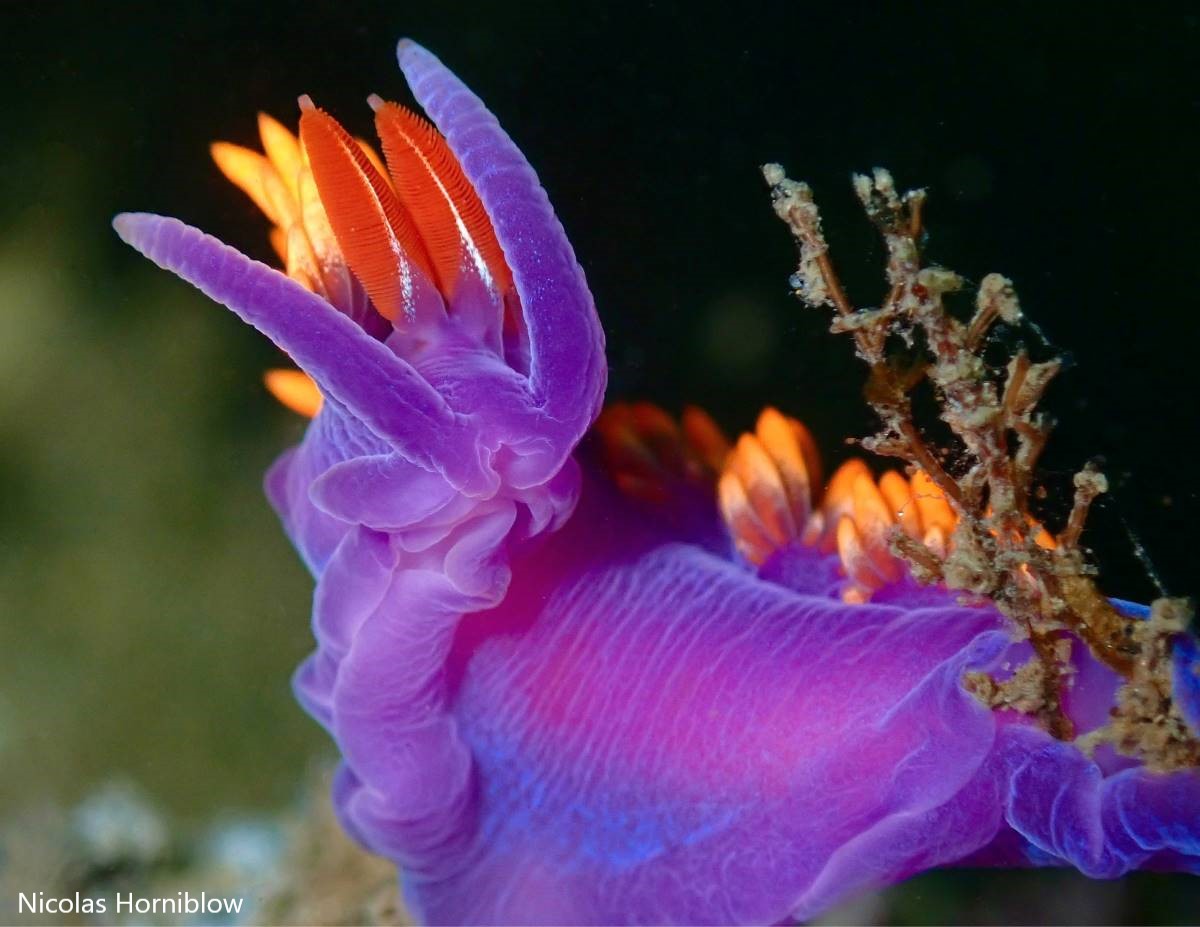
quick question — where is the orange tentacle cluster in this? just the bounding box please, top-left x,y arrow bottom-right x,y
594,403 -> 730,503
718,409 -> 822,565
715,408 -> 961,602
596,402 -> 1056,604
212,113 -> 353,307
212,95 -> 514,417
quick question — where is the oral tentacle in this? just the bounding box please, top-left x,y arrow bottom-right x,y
371,95 -> 512,300
112,213 -> 493,495
397,40 -> 607,463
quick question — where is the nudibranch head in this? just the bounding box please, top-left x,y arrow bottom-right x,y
117,39 -> 606,499
114,37 -> 1199,926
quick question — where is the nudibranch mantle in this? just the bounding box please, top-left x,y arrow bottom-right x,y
115,39 -> 1199,926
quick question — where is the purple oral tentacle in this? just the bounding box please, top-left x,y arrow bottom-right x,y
397,41 -> 607,479
112,213 -> 495,497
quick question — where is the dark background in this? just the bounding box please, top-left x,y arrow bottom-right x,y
8,2 -> 1198,595
1,2 -> 1197,922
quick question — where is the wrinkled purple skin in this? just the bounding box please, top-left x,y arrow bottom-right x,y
115,39 -> 1199,926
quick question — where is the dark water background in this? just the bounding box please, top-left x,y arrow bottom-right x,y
1,1 -> 1197,922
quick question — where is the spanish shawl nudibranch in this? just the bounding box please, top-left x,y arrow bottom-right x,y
115,39 -> 1200,925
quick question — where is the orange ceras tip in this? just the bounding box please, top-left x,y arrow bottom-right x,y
850,473 -> 901,582
681,406 -> 731,473
264,369 -> 323,418
211,141 -> 296,229
257,112 -> 304,199
879,470 -> 923,540
718,470 -> 777,565
923,523 -> 949,558
371,96 -> 512,297
714,408 -> 971,594
819,459 -> 872,551
909,468 -> 956,537
835,517 -> 874,596
594,405 -> 663,486
596,402 -> 731,504
729,433 -> 796,546
298,97 -> 437,322
755,407 -> 814,529
716,408 -> 822,565
268,226 -> 289,263
1030,518 -> 1057,550
627,403 -> 688,474
284,223 -> 323,294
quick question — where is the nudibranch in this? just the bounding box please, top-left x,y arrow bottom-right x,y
115,39 -> 1199,925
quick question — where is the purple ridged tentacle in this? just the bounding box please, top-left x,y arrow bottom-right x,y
113,213 -> 495,496
397,40 -> 607,468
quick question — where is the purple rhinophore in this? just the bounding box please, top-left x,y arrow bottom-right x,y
115,39 -> 1199,925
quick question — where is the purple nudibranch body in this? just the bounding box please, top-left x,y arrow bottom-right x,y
114,39 -> 1199,925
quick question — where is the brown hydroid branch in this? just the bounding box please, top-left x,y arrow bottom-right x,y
764,163 -> 1198,770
